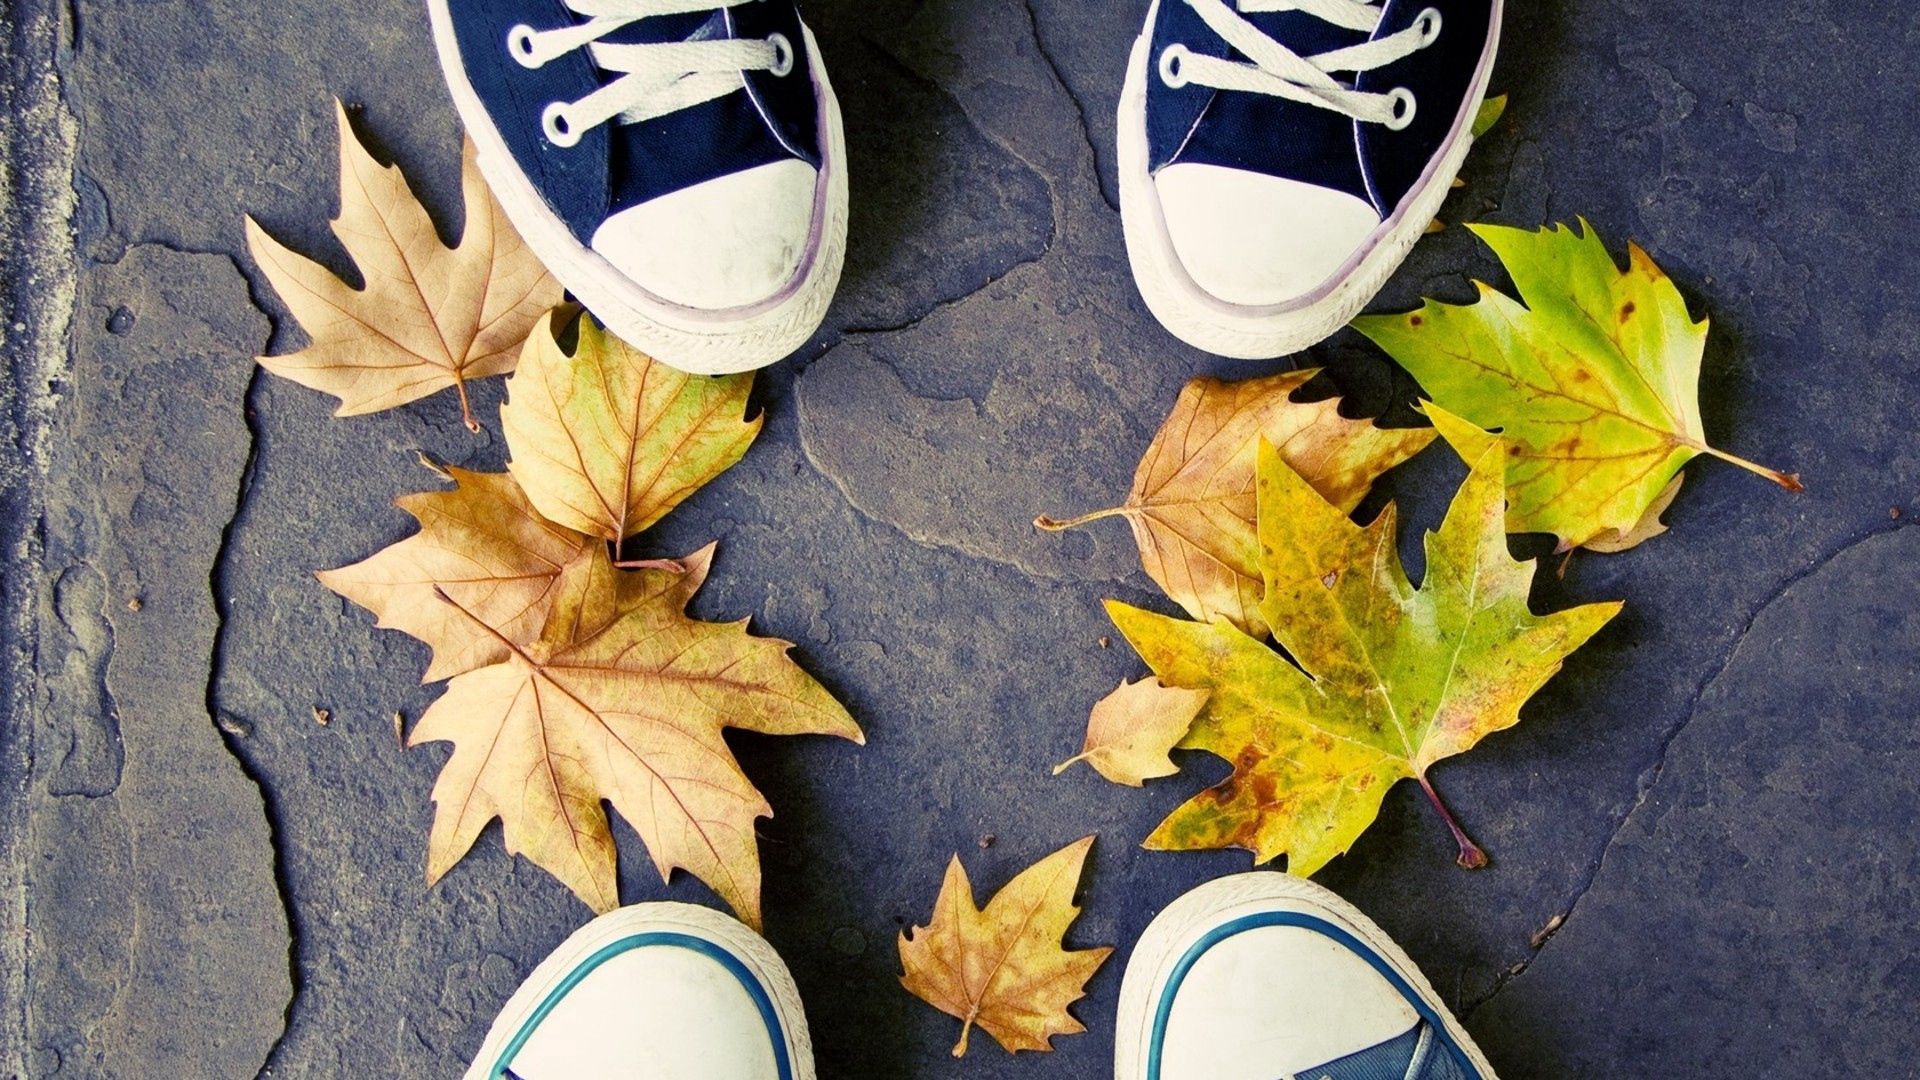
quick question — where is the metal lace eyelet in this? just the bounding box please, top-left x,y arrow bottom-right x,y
1415,7 -> 1443,46
542,102 -> 582,147
1159,44 -> 1191,89
1384,87 -> 1417,130
767,32 -> 794,77
507,24 -> 543,68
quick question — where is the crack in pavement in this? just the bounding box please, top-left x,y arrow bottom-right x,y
1460,520 -> 1912,1018
1019,0 -> 1120,213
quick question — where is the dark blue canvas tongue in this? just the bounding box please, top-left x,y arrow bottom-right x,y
1293,1020 -> 1475,1080
587,5 -> 819,213
597,9 -> 723,51
1148,1 -> 1372,203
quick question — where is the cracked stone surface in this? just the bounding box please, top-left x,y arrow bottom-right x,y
6,0 -> 1920,1076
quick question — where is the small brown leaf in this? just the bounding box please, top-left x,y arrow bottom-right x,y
1038,370 -> 1432,638
1583,473 -> 1683,553
247,101 -> 561,430
898,837 -> 1111,1057
1054,678 -> 1207,787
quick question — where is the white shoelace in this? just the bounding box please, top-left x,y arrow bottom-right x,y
508,0 -> 792,147
1161,0 -> 1441,129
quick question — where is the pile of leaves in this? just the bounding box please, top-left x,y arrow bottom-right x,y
245,98 -> 1799,1064
248,104 -> 860,928
1042,219 -> 1798,880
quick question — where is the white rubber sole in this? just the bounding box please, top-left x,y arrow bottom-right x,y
461,902 -> 814,1080
1117,2 -> 1504,360
426,5 -> 849,375
1113,872 -> 1499,1080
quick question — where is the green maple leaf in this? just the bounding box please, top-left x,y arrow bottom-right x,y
1352,220 -> 1800,552
1107,438 -> 1620,875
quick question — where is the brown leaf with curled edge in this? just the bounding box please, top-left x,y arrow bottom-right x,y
1053,678 -> 1207,787
317,468 -> 592,682
1037,370 -> 1433,638
1583,473 -> 1683,554
246,101 -> 561,431
898,836 -> 1111,1057
413,544 -> 862,926
502,310 -> 762,541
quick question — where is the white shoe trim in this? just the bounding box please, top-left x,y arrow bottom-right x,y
427,3 -> 848,374
1112,873 -> 1499,1080
1118,0 -> 1504,359
461,902 -> 815,1080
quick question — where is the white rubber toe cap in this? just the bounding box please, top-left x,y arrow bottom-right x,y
591,158 -> 819,312
1158,924 -> 1419,1078
508,943 -> 782,1079
1153,162 -> 1383,308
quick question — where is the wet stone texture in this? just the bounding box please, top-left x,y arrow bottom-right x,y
6,0 -> 1919,1076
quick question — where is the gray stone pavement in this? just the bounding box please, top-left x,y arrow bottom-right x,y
4,0 -> 1918,1076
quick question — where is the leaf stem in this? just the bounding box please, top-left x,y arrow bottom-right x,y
952,1012 -> 976,1057
453,373 -> 481,434
1034,506 -> 1129,531
1417,773 -> 1489,869
1700,445 -> 1803,492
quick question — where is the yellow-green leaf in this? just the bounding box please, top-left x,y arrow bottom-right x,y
1038,370 -> 1433,637
501,311 -> 762,542
1053,677 -> 1208,787
1471,93 -> 1508,138
898,836 -> 1111,1057
1108,438 -> 1620,875
1352,221 -> 1799,551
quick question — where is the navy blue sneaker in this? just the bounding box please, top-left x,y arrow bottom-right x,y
428,0 -> 848,374
1118,0 -> 1501,358
463,902 -> 814,1079
1115,873 -> 1498,1079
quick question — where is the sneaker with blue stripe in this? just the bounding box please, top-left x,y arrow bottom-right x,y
427,0 -> 849,375
464,903 -> 814,1080
1114,873 -> 1498,1080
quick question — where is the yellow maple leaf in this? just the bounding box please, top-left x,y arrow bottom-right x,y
1110,439 -> 1620,874
501,311 -> 762,542
246,101 -> 561,430
899,836 -> 1111,1057
412,544 -> 862,926
1038,370 -> 1433,638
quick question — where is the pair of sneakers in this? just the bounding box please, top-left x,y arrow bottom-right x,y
463,874 -> 1496,1079
428,0 -> 1502,373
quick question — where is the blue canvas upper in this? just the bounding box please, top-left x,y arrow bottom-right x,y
1300,1020 -> 1478,1080
447,0 -> 822,244
1144,0 -> 1494,216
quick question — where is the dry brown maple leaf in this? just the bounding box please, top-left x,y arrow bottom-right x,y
1038,370 -> 1433,638
317,468 -> 593,682
898,836 -> 1111,1057
247,100 -> 561,431
1053,677 -> 1208,787
502,310 -> 762,542
412,544 -> 862,926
